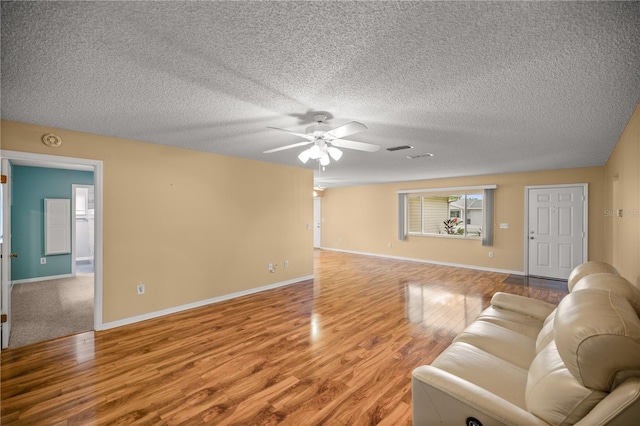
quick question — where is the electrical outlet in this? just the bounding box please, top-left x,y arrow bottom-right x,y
284,260 -> 289,268
40,257 -> 47,264
137,283 -> 145,295
489,252 -> 494,258
387,242 -> 392,248
268,263 -> 274,272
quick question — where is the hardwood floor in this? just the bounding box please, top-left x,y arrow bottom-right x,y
1,250 -> 567,425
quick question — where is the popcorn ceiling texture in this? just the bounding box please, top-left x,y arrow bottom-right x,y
1,1 -> 639,187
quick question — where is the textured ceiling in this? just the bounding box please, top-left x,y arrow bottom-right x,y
2,1 -> 639,187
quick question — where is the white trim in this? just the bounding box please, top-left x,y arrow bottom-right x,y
319,247 -> 523,275
398,185 -> 497,194
1,158 -> 13,349
523,183 -> 588,277
102,275 -> 314,330
1,150 -> 104,331
406,233 -> 482,240
12,273 -> 75,285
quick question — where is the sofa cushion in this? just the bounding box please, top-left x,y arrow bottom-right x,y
535,309 -> 556,353
490,292 -> 557,321
432,341 -> 529,408
572,273 -> 640,315
453,320 -> 537,369
526,341 -> 607,425
476,306 -> 544,338
476,292 -> 555,339
554,289 -> 640,391
567,261 -> 619,292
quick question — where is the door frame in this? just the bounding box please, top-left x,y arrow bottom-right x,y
523,183 -> 588,277
71,184 -> 95,276
1,150 -> 104,337
1,158 -> 13,348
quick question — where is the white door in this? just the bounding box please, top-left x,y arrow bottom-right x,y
1,158 -> 13,348
313,198 -> 321,248
527,185 -> 587,279
72,184 -> 95,275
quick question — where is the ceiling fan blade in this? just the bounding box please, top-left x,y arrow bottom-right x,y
263,141 -> 313,154
267,127 -> 315,141
330,139 -> 380,152
324,121 -> 368,139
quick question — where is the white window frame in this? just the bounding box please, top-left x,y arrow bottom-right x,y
407,193 -> 482,238
398,185 -> 496,245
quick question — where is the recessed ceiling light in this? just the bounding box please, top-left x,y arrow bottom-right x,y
386,145 -> 414,151
406,153 -> 434,159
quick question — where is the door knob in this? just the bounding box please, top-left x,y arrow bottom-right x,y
10,253 -> 18,258
530,237 -> 534,240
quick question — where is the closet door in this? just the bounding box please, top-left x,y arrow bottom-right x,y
45,198 -> 71,255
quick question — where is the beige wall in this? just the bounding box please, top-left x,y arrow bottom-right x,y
321,167 -> 604,273
604,103 -> 640,288
1,120 -> 314,323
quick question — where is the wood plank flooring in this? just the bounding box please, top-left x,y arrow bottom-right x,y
1,250 -> 567,425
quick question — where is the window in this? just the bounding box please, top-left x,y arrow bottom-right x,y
398,185 -> 495,245
408,193 -> 483,237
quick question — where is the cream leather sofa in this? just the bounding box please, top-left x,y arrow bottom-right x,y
412,262 -> 640,426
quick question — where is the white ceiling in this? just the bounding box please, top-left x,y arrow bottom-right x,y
2,1 -> 639,188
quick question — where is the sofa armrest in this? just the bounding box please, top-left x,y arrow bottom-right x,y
412,365 -> 548,426
575,377 -> 640,426
490,292 -> 556,321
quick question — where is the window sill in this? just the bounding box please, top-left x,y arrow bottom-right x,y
408,233 -> 481,240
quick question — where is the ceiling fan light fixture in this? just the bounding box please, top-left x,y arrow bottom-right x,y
308,144 -> 322,159
328,146 -> 343,161
298,149 -> 311,163
266,117 -> 380,167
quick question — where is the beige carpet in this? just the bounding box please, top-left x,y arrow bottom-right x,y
9,274 -> 94,348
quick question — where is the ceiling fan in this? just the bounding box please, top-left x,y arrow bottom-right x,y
264,114 -> 380,166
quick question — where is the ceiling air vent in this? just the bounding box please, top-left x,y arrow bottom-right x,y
406,153 -> 434,159
386,145 -> 413,152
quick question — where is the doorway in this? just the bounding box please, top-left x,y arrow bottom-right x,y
525,184 -> 588,280
73,185 -> 95,275
1,150 -> 103,349
313,198 -> 322,248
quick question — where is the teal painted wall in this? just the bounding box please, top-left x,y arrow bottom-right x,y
11,165 -> 94,281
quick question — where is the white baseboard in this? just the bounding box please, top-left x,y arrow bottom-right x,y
12,273 -> 75,285
101,275 -> 314,331
319,247 -> 523,275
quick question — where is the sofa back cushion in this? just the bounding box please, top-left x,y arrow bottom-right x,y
535,308 -> 556,353
572,273 -> 640,315
526,341 -> 606,425
567,261 -> 619,292
554,289 -> 640,391
526,289 -> 640,425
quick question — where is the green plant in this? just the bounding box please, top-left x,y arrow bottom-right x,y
443,217 -> 459,235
